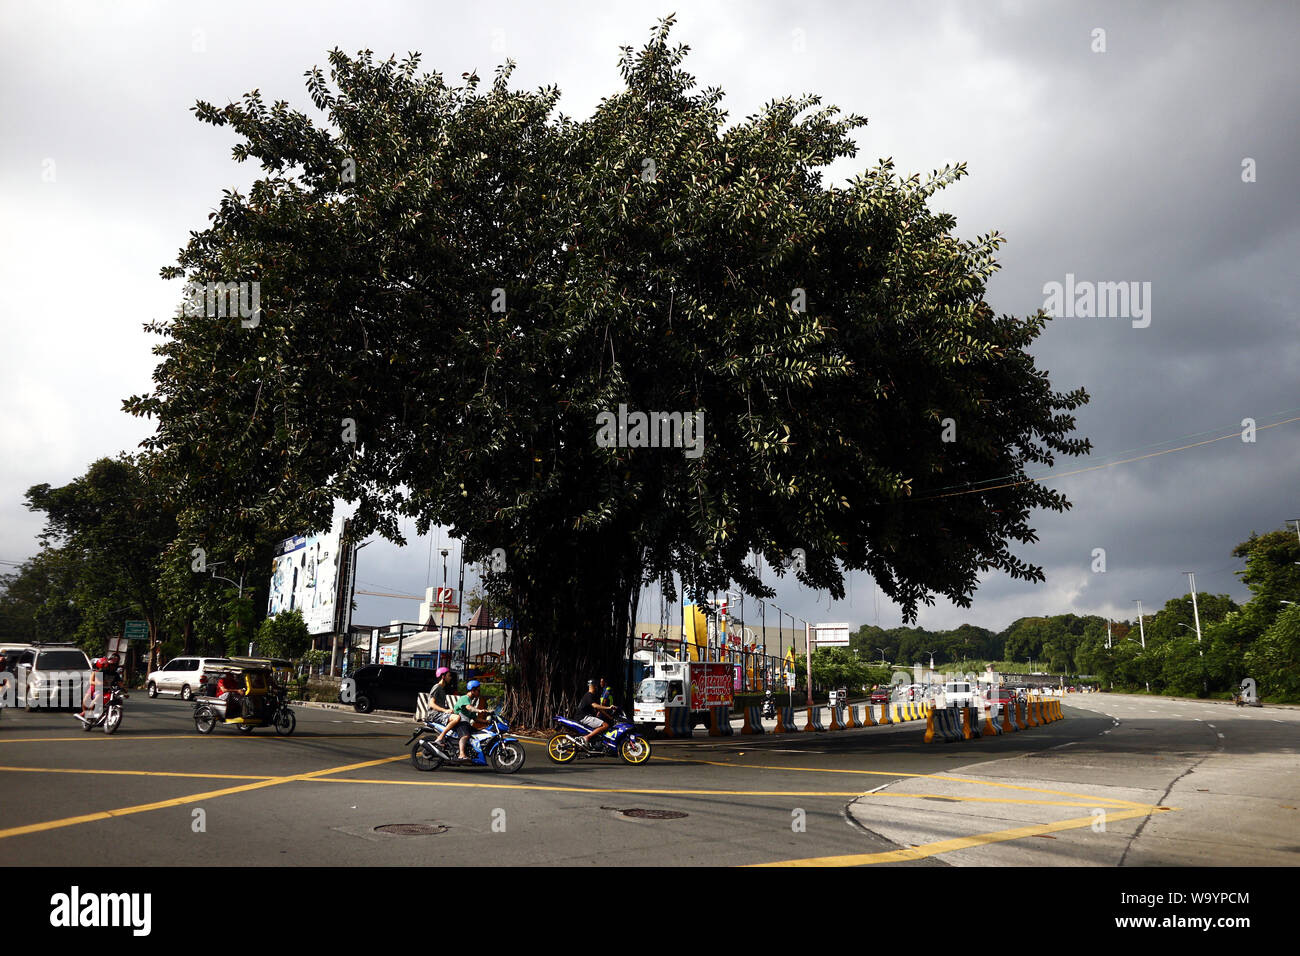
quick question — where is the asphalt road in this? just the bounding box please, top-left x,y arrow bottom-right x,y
1,692 -> 1295,866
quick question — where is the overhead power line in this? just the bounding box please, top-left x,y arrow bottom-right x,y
913,413 -> 1300,504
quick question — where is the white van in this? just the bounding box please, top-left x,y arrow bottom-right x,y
938,680 -> 977,709
146,656 -> 232,700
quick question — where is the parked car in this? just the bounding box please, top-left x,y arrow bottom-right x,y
146,656 -> 232,701
869,687 -> 890,705
18,643 -> 92,710
344,664 -> 440,714
988,686 -> 1017,706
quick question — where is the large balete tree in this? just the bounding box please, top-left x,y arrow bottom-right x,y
126,18 -> 1089,726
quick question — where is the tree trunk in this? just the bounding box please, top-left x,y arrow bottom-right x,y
503,539 -> 643,732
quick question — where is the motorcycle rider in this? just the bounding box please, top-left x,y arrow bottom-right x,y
216,669 -> 245,718
449,680 -> 493,760
429,668 -> 461,748
78,653 -> 126,725
578,678 -> 616,748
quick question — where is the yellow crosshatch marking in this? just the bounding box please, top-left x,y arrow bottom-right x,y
747,807 -> 1176,867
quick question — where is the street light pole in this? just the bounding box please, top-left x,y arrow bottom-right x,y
770,603 -> 784,665
1133,600 -> 1146,648
1182,572 -> 1202,643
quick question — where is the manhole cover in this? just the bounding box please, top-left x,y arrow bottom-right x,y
601,806 -> 688,820
373,824 -> 448,835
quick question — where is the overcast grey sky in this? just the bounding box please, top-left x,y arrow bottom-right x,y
2,0 -> 1297,636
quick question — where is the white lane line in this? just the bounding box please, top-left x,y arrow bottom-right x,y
1207,723 -> 1215,728
1217,733 -> 1226,739
865,782 -> 891,794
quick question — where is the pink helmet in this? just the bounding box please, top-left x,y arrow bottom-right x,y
435,667 -> 450,678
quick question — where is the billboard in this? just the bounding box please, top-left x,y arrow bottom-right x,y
811,622 -> 850,647
691,662 -> 734,708
267,513 -> 346,635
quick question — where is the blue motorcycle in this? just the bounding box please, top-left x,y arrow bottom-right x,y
547,706 -> 652,765
406,708 -> 526,774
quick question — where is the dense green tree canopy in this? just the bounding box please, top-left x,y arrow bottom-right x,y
124,19 -> 1089,720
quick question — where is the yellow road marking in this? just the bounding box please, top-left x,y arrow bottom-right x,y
748,807 -> 1174,866
307,777 -> 872,796
665,757 -> 1148,808
0,762 -> 1163,809
0,754 -> 406,841
864,793 -> 1153,810
0,734 -> 403,744
0,765 -> 273,781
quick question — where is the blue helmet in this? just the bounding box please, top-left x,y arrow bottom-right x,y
467,680 -> 481,690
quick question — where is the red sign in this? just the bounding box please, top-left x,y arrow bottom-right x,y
691,663 -> 734,708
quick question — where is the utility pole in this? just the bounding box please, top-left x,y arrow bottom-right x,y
771,603 -> 785,664
456,545 -> 465,627
1133,600 -> 1146,648
440,548 -> 450,666
804,620 -> 814,707
343,538 -> 371,670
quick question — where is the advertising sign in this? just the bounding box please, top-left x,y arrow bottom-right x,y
451,628 -> 468,669
691,662 -> 734,708
267,513 -> 346,635
811,622 -> 850,647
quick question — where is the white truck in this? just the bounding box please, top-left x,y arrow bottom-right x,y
632,652 -> 726,731
935,679 -> 977,710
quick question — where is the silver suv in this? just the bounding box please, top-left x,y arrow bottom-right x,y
146,656 -> 231,701
18,644 -> 93,710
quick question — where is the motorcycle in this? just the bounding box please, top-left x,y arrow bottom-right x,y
405,706 -> 526,774
76,685 -> 126,734
761,692 -> 776,719
547,706 -> 652,766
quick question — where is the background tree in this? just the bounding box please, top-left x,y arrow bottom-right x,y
254,608 -> 311,659
0,548 -> 86,646
1245,604 -> 1300,700
24,455 -> 178,651
125,19 -> 1089,725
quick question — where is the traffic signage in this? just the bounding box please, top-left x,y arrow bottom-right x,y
123,620 -> 149,641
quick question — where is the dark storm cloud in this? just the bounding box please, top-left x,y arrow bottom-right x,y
2,1 -> 1295,638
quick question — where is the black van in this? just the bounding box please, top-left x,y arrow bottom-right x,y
345,664 -> 439,714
